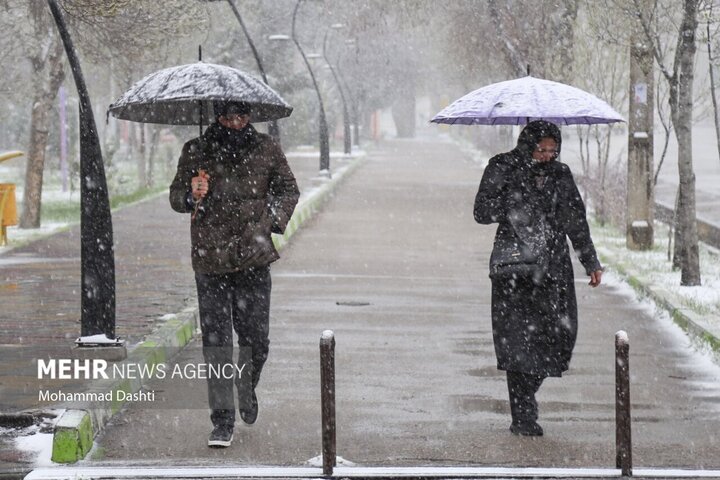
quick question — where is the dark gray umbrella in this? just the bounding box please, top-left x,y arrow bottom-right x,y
108,62 -> 293,124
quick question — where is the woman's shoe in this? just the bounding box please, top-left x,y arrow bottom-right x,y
510,420 -> 544,436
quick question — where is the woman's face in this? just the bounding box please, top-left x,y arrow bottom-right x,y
532,137 -> 558,163
218,113 -> 250,130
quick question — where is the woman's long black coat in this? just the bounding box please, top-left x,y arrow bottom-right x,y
474,125 -> 601,377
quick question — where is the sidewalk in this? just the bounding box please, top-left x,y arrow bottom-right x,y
86,137 -> 719,469
3,136 -> 720,475
0,149 -> 362,470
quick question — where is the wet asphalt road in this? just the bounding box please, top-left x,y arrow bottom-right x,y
92,136 -> 720,469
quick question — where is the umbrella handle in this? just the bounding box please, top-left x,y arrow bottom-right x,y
199,99 -> 203,138
191,199 -> 202,222
198,45 -> 203,138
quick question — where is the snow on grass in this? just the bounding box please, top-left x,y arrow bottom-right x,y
602,271 -> 720,380
591,218 -> 720,322
0,222 -> 71,255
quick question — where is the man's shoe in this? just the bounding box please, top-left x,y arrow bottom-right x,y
207,425 -> 233,448
510,420 -> 543,436
240,390 -> 258,425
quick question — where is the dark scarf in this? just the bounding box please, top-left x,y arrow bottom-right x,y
202,121 -> 256,158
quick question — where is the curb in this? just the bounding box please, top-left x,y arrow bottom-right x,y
49,307 -> 199,463
598,249 -> 720,362
49,152 -> 367,463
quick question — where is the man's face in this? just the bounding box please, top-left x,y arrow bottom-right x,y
532,137 -> 558,163
218,113 -> 250,130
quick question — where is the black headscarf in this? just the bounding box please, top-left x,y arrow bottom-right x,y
510,120 -> 562,181
515,120 -> 562,158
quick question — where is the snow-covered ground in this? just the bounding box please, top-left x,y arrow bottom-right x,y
593,219 -> 720,318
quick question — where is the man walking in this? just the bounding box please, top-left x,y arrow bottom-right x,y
170,101 -> 299,447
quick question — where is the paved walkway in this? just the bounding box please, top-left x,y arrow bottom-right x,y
0,151 -> 337,468
2,136 -> 720,476
86,137 -> 720,469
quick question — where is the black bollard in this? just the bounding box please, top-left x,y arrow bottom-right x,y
615,330 -> 632,476
320,330 -> 336,476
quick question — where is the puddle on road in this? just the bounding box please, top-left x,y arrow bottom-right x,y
336,301 -> 371,307
466,366 -> 505,378
451,394 -> 508,414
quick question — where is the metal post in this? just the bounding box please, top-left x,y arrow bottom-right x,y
293,0 -> 331,174
323,29 -> 351,155
224,0 -> 280,142
615,330 -> 632,477
59,85 -> 68,192
46,0 -> 117,342
320,330 -> 336,476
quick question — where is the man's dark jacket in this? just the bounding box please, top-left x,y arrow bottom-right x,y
170,122 -> 300,274
474,121 -> 601,377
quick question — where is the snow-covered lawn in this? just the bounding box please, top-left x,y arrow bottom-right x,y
592,218 -> 720,321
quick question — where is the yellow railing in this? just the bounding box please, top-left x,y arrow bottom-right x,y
0,151 -> 24,163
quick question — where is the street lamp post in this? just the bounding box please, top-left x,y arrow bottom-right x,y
292,0 -> 330,174
46,0 -> 122,351
323,25 -> 351,155
342,37 -> 361,147
204,0 -> 281,141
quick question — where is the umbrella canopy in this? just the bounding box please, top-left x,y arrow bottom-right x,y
108,62 -> 292,124
431,76 -> 624,126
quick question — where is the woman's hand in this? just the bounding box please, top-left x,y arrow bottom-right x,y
589,269 -> 603,287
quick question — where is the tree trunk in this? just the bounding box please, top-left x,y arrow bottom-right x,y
146,126 -> 160,188
488,0 -> 526,77
556,0 -> 578,83
138,123 -> 146,187
672,186 -> 682,269
19,34 -> 65,229
674,0 -> 701,285
706,13 -> 720,167
128,121 -> 136,162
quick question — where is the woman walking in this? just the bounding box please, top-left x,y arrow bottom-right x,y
474,120 -> 603,436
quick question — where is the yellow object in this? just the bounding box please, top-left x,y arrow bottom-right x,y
0,151 -> 22,245
0,183 -> 17,246
0,151 -> 24,163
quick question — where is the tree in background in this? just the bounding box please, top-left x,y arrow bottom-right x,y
63,0 -> 207,190
327,0 -> 438,139
702,2 -> 720,168
630,0 -> 702,285
0,0 -> 208,229
574,1 -> 630,226
487,0 -> 579,81
0,2 -> 67,229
